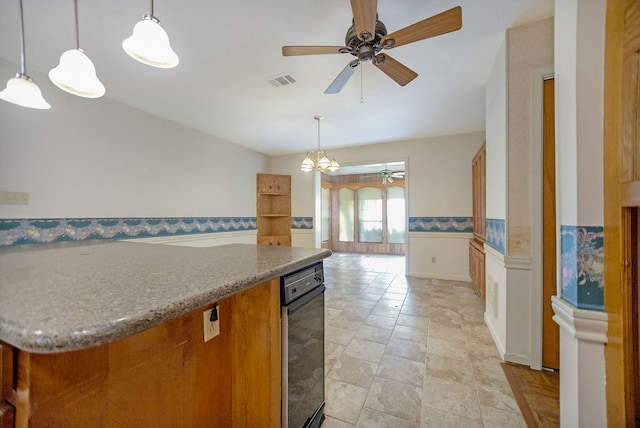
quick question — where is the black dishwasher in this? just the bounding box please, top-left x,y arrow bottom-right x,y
281,262 -> 325,428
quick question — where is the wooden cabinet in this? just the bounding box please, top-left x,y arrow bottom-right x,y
257,174 -> 291,246
2,280 -> 281,428
470,144 -> 486,301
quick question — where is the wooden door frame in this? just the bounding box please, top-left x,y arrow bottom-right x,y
603,0 -> 640,426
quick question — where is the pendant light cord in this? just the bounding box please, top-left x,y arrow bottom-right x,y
150,0 -> 154,16
18,0 -> 26,75
73,0 -> 80,49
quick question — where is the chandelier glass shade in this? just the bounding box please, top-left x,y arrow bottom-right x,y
301,115 -> 340,173
0,0 -> 50,109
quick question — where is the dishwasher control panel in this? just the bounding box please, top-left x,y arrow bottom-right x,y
281,262 -> 324,305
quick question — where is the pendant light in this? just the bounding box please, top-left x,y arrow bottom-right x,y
301,115 -> 340,173
122,0 -> 179,68
49,0 -> 105,98
0,0 -> 50,109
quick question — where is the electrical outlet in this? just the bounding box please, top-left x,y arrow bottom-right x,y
203,307 -> 220,342
0,191 -> 29,205
431,256 -> 436,263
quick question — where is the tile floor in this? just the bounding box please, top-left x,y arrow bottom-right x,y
321,252 -> 526,427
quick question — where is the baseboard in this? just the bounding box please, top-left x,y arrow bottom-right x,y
408,272 -> 471,282
484,312 -> 506,360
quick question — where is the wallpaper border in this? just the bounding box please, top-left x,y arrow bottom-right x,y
0,217 -> 257,246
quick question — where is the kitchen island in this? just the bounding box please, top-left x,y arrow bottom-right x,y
0,241 -> 331,427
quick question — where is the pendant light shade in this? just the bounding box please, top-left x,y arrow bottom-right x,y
300,115 -> 340,173
0,0 -> 50,109
49,49 -> 105,98
0,74 -> 50,109
49,0 -> 105,98
122,7 -> 179,69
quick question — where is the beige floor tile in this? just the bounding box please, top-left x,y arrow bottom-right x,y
428,323 -> 466,343
324,379 -> 369,424
356,407 -> 419,428
425,354 -> 475,386
326,325 -> 357,346
391,325 -> 428,345
396,313 -> 429,330
322,415 -> 355,427
364,378 -> 423,423
376,355 -> 425,387
426,336 -> 469,361
354,325 -> 393,344
343,338 -> 387,363
422,375 -> 482,420
323,253 -> 523,428
327,355 -> 379,388
364,314 -> 398,330
420,406 -> 484,428
385,338 -> 427,363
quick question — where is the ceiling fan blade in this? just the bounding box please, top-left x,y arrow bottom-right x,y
373,54 -> 417,86
324,60 -> 360,94
380,6 -> 462,49
350,0 -> 378,41
282,46 -> 349,56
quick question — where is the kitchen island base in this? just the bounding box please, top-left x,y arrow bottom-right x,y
1,279 -> 281,428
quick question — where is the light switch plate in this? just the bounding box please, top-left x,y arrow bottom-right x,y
0,191 -> 29,205
203,307 -> 220,342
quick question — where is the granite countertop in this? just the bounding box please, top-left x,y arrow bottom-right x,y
0,241 -> 331,354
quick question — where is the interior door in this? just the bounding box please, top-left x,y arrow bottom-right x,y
542,77 -> 560,370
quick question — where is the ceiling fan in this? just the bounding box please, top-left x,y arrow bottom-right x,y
282,1 -> 462,94
381,169 -> 405,184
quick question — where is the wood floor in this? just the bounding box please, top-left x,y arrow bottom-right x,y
502,362 -> 560,428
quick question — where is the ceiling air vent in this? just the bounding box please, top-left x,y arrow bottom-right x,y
267,73 -> 297,88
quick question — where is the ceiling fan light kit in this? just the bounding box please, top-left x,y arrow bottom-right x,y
301,115 -> 341,173
282,1 -> 462,94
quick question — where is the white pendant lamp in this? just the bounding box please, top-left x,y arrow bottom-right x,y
122,0 -> 179,68
0,0 -> 50,109
49,0 -> 105,98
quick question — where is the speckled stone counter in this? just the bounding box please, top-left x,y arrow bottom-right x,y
0,241 -> 331,353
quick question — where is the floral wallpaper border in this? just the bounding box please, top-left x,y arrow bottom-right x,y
408,217 -> 473,233
486,218 -> 506,254
0,217 -> 257,246
292,217 -> 313,230
560,225 -> 604,311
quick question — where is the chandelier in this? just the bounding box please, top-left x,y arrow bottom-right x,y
301,115 -> 340,172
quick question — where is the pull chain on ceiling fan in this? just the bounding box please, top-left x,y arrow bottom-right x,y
282,0 -> 463,94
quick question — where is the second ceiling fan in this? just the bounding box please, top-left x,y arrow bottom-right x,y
282,0 -> 463,94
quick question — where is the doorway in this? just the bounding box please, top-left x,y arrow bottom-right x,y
320,161 -> 407,256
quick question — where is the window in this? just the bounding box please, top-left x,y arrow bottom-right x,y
358,187 -> 383,242
321,186 -> 331,242
336,184 -> 405,245
387,186 -> 405,244
338,188 -> 354,241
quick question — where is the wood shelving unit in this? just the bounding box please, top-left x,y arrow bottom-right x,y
256,173 -> 291,246
469,144 -> 486,301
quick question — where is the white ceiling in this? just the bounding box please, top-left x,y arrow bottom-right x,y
0,0 -> 553,156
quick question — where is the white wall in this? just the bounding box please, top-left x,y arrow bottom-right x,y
485,37 -> 507,221
0,57 -> 268,220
